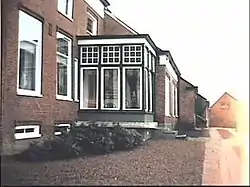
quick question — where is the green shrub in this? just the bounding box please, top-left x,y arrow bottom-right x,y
16,122 -> 144,162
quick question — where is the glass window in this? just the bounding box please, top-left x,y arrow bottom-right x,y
144,69 -> 148,111
81,46 -> 99,64
56,32 -> 72,99
82,68 -> 98,109
123,45 -> 142,64
165,76 -> 170,116
74,58 -> 79,102
19,41 -> 36,90
18,11 -> 42,96
87,12 -> 97,35
102,68 -> 120,109
123,67 -> 142,109
14,125 -> 41,140
149,72 -> 153,112
102,46 -> 120,64
57,0 -> 74,19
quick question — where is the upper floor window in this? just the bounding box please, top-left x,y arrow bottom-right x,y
56,32 -> 72,101
17,10 -> 43,97
87,12 -> 97,35
58,0 -> 74,20
221,103 -> 230,109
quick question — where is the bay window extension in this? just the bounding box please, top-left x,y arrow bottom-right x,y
77,35 -> 157,122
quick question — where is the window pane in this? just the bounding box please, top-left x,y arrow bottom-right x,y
15,129 -> 24,133
57,55 -> 68,96
58,0 -> 73,18
83,69 -> 98,108
18,11 -> 42,93
149,72 -> 153,112
124,68 -> 141,109
123,45 -> 142,64
25,128 -> 35,133
57,36 -> 69,56
102,45 -> 120,64
103,69 -> 119,109
87,18 -> 93,33
144,69 -> 148,111
19,41 -> 36,90
58,0 -> 67,14
81,46 -> 99,64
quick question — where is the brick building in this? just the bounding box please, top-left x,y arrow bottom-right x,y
156,49 -> 180,129
178,77 -> 209,130
1,0 -> 204,154
209,92 -> 237,128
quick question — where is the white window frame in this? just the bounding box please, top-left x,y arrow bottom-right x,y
74,58 -> 79,102
122,45 -> 143,65
80,67 -> 99,110
101,67 -> 120,110
86,12 -> 97,36
14,125 -> 41,140
80,46 -> 99,65
152,55 -> 155,72
54,123 -> 71,135
175,86 -> 178,117
144,47 -> 148,67
171,83 -> 175,116
17,11 -> 42,98
101,45 -> 120,64
165,75 -> 171,116
149,72 -> 153,112
56,32 -> 72,101
57,0 -> 74,21
122,67 -> 143,110
148,51 -> 152,70
144,69 -> 148,112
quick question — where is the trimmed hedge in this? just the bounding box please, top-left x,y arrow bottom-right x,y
15,122 -> 144,162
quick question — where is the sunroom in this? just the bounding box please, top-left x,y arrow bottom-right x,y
77,35 -> 158,128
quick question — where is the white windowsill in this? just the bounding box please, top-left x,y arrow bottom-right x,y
86,30 -> 96,36
101,107 -> 120,110
81,107 -> 98,110
15,134 -> 41,140
56,95 -> 73,102
17,89 -> 43,98
57,10 -> 73,22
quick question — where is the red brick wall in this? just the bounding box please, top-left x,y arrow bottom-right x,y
155,66 -> 165,124
1,0 -> 105,153
155,64 -> 178,127
103,12 -> 136,35
209,93 -> 237,128
178,78 -> 197,129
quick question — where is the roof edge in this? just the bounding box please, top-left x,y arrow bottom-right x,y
100,0 -> 110,7
157,48 -> 181,76
105,9 -> 139,35
76,34 -> 159,51
180,77 -> 198,89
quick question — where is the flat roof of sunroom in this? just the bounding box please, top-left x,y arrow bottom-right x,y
77,34 -> 158,55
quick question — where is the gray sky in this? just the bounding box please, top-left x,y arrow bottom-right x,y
108,0 -> 249,105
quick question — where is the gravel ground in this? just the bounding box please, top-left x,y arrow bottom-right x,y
1,139 -> 205,186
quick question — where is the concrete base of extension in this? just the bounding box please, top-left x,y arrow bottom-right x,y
76,121 -> 160,141
75,121 -> 158,129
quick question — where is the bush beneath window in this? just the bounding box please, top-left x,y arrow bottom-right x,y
14,122 -> 144,162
